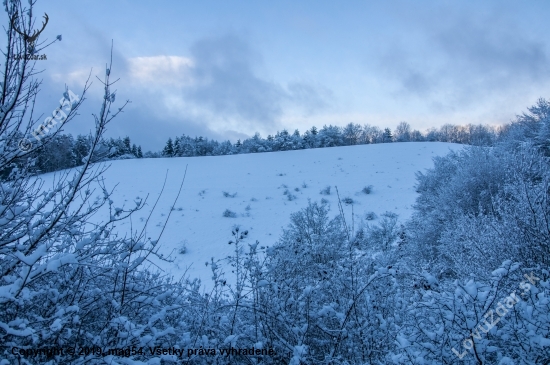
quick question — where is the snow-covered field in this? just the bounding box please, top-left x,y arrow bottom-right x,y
41,142 -> 462,290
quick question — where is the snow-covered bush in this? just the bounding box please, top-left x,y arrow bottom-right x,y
382,211 -> 398,219
407,146 -> 510,277
254,201 -> 399,363
365,213 -> 399,251
393,261 -> 550,364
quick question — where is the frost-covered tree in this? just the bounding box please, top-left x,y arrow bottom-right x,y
289,129 -> 304,150
302,128 -> 318,148
410,129 -> 424,142
34,133 -> 76,173
394,121 -> 411,142
249,201 -> 399,364
467,124 -> 495,146
343,122 -> 362,145
162,137 -> 174,156
73,133 -> 92,165
123,135 -> 131,152
213,139 -> 234,155
318,125 -> 343,147
0,3 -> 196,362
383,127 -> 393,143
273,129 -> 292,150
360,124 -> 384,144
511,98 -> 550,155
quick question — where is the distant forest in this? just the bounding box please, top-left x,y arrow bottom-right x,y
24,119 -> 508,174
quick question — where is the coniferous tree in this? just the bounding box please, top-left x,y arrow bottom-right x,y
173,136 -> 181,156
162,137 -> 174,157
35,134 -> 76,172
74,134 -> 92,166
123,136 -> 131,153
383,128 -> 393,142
319,125 -> 343,147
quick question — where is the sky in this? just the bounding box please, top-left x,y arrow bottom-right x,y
3,0 -> 550,151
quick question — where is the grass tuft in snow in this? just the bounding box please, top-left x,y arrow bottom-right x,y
365,211 -> 377,220
362,185 -> 373,194
283,189 -> 297,201
342,197 -> 354,205
179,240 -> 188,254
223,209 -> 237,218
223,191 -> 237,198
320,186 -> 331,195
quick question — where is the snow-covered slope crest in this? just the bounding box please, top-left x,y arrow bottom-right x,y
40,142 -> 463,290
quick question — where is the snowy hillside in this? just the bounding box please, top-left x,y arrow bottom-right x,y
40,142 -> 462,290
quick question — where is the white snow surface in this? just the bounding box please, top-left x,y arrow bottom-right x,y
39,142 -> 462,291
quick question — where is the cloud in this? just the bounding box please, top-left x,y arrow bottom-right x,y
377,8 -> 550,109
128,56 -> 194,87
287,81 -> 332,116
50,69 -> 86,85
138,34 -> 333,135
184,34 -> 286,129
48,33 -> 334,150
